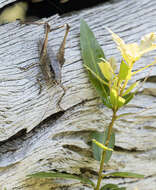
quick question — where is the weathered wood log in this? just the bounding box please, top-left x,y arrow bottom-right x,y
0,0 -> 156,189
0,0 -> 16,8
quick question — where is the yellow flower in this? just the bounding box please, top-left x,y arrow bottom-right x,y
107,28 -> 156,66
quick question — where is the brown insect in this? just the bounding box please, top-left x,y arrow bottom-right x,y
20,21 -> 70,109
38,22 -> 70,93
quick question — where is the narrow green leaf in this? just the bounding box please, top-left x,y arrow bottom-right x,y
117,107 -> 152,119
100,183 -> 118,190
132,61 -> 156,76
123,93 -> 134,105
102,171 -> 144,178
117,112 -> 136,119
122,81 -> 139,96
118,60 -> 129,80
80,19 -> 110,102
91,129 -> 115,163
27,172 -> 95,187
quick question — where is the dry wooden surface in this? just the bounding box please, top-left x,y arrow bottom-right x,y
0,0 -> 16,8
0,0 -> 156,189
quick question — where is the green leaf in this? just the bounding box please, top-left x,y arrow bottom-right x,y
80,19 -> 110,106
117,112 -> 136,119
100,184 -> 126,190
122,81 -> 139,96
109,57 -> 117,72
84,65 -> 109,86
102,171 -> 144,178
102,96 -> 112,109
91,129 -> 115,163
27,172 -> 95,187
110,88 -> 117,107
110,89 -> 126,109
100,183 -> 118,190
98,61 -> 113,81
91,131 -> 104,161
123,93 -> 134,105
104,129 -> 115,164
118,60 -> 129,81
117,96 -> 125,108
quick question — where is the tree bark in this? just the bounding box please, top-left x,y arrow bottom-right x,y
0,0 -> 156,189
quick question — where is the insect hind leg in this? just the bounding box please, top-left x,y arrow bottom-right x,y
57,24 -> 70,67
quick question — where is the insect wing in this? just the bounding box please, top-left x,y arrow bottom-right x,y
38,39 -> 55,81
47,44 -> 62,83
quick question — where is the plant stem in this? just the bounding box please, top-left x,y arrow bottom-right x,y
120,66 -> 132,96
95,110 -> 117,190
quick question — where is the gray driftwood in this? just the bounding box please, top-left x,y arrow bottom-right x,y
0,0 -> 16,8
0,0 -> 156,189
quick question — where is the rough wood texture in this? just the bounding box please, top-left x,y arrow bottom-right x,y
0,0 -> 16,8
0,0 -> 156,189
